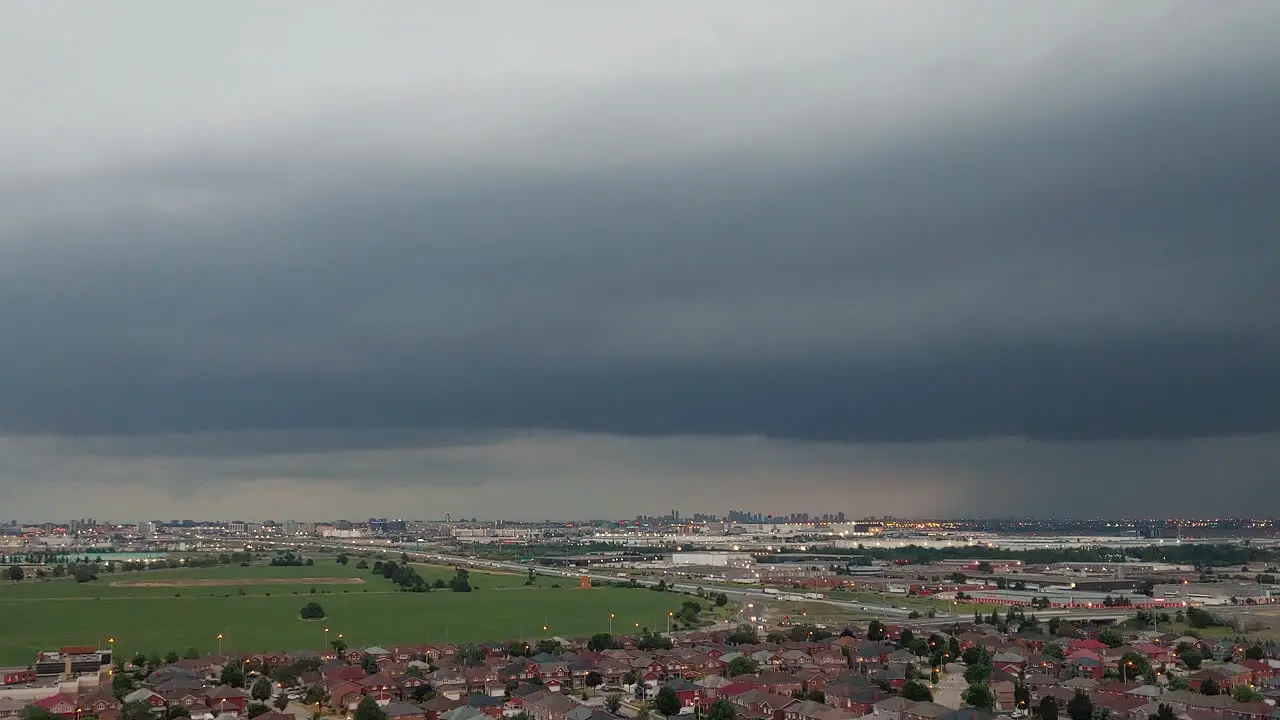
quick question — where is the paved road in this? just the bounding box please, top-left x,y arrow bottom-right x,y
247,538 -> 1137,627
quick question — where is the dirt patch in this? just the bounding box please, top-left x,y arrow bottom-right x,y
110,577 -> 366,588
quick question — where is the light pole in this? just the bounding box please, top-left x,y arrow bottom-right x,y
667,611 -> 673,634
324,627 -> 329,651
1122,660 -> 1134,684
217,633 -> 224,657
609,614 -> 615,635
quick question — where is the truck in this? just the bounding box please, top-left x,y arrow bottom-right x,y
804,592 -> 825,600
763,588 -> 781,595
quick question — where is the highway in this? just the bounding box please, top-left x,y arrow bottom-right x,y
243,537 -> 1138,628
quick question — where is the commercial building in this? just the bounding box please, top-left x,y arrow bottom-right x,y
671,552 -> 755,568
1153,583 -> 1277,606
34,648 -> 111,678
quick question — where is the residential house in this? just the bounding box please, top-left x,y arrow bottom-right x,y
1189,665 -> 1252,693
0,699 -> 27,720
78,687 -> 121,716
902,702 -> 952,720
204,686 -> 249,715
824,683 -> 884,715
523,692 -> 582,720
662,679 -> 703,712
421,696 -> 465,720
871,696 -> 915,720
783,700 -> 852,720
326,680 -> 364,713
758,671 -> 803,696
938,709 -> 995,720
989,680 -> 1016,711
729,690 -> 796,720
123,689 -> 169,712
991,653 -> 1026,675
31,695 -> 80,719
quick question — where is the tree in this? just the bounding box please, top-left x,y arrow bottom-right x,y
112,671 -> 137,699
121,702 -> 155,720
167,707 -> 191,720
163,650 -> 179,665
976,562 -> 993,574
331,637 -> 347,653
950,572 -> 968,583
867,620 -> 886,641
727,625 -> 759,645
1067,691 -> 1094,720
1231,685 -> 1263,703
899,629 -> 915,649
902,681 -> 933,702
1199,678 -> 1220,696
587,634 -> 616,652
299,601 -> 326,619
1039,697 -> 1059,720
337,554 -> 350,565
1245,645 -> 1265,661
355,696 -> 387,720
963,684 -> 994,711
961,647 -> 986,666
221,663 -> 246,688
705,699 -> 736,720
1180,651 -> 1202,670
450,568 -> 472,592
585,672 -> 603,690
5,565 -> 23,581
1044,645 -> 1065,661
654,687 -> 681,717
727,656 -> 758,677
183,648 -> 200,660
1186,607 -> 1214,628
715,593 -> 729,607
964,663 -> 991,686
1097,629 -> 1123,649
356,559 -> 369,569
361,655 -> 379,675
1155,705 -> 1177,720
20,707 -> 59,720
246,704 -> 270,719
273,694 -> 289,711
605,694 -> 623,715
251,676 -> 273,702
1015,683 -> 1031,710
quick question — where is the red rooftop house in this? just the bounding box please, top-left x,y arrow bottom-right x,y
32,694 -> 80,719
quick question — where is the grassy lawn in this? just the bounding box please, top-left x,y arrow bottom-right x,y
825,589 -> 994,616
0,560 -> 687,665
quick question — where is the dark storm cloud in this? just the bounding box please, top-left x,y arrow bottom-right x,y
1,54 -> 1279,445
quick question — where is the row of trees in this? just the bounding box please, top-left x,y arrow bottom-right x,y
6,561 -> 100,582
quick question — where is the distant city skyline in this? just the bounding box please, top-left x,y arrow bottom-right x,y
1,3 -> 1278,520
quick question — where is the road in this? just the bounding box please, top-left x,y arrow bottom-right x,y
247,538 -> 1137,628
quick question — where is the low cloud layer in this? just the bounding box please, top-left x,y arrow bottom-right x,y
1,2 -> 1277,519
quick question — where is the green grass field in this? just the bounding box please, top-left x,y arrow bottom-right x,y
0,560 -> 687,665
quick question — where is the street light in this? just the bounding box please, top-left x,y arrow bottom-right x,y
609,614 -> 615,635
217,633 -> 224,656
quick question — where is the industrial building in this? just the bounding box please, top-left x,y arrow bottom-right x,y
671,552 -> 754,568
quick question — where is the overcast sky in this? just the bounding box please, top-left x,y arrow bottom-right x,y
2,1 -> 1277,522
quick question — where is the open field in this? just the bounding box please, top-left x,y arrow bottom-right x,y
0,561 -> 687,665
111,577 -> 367,588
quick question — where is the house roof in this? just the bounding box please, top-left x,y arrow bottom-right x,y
383,702 -> 425,717
939,709 -> 995,720
907,702 -> 952,719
